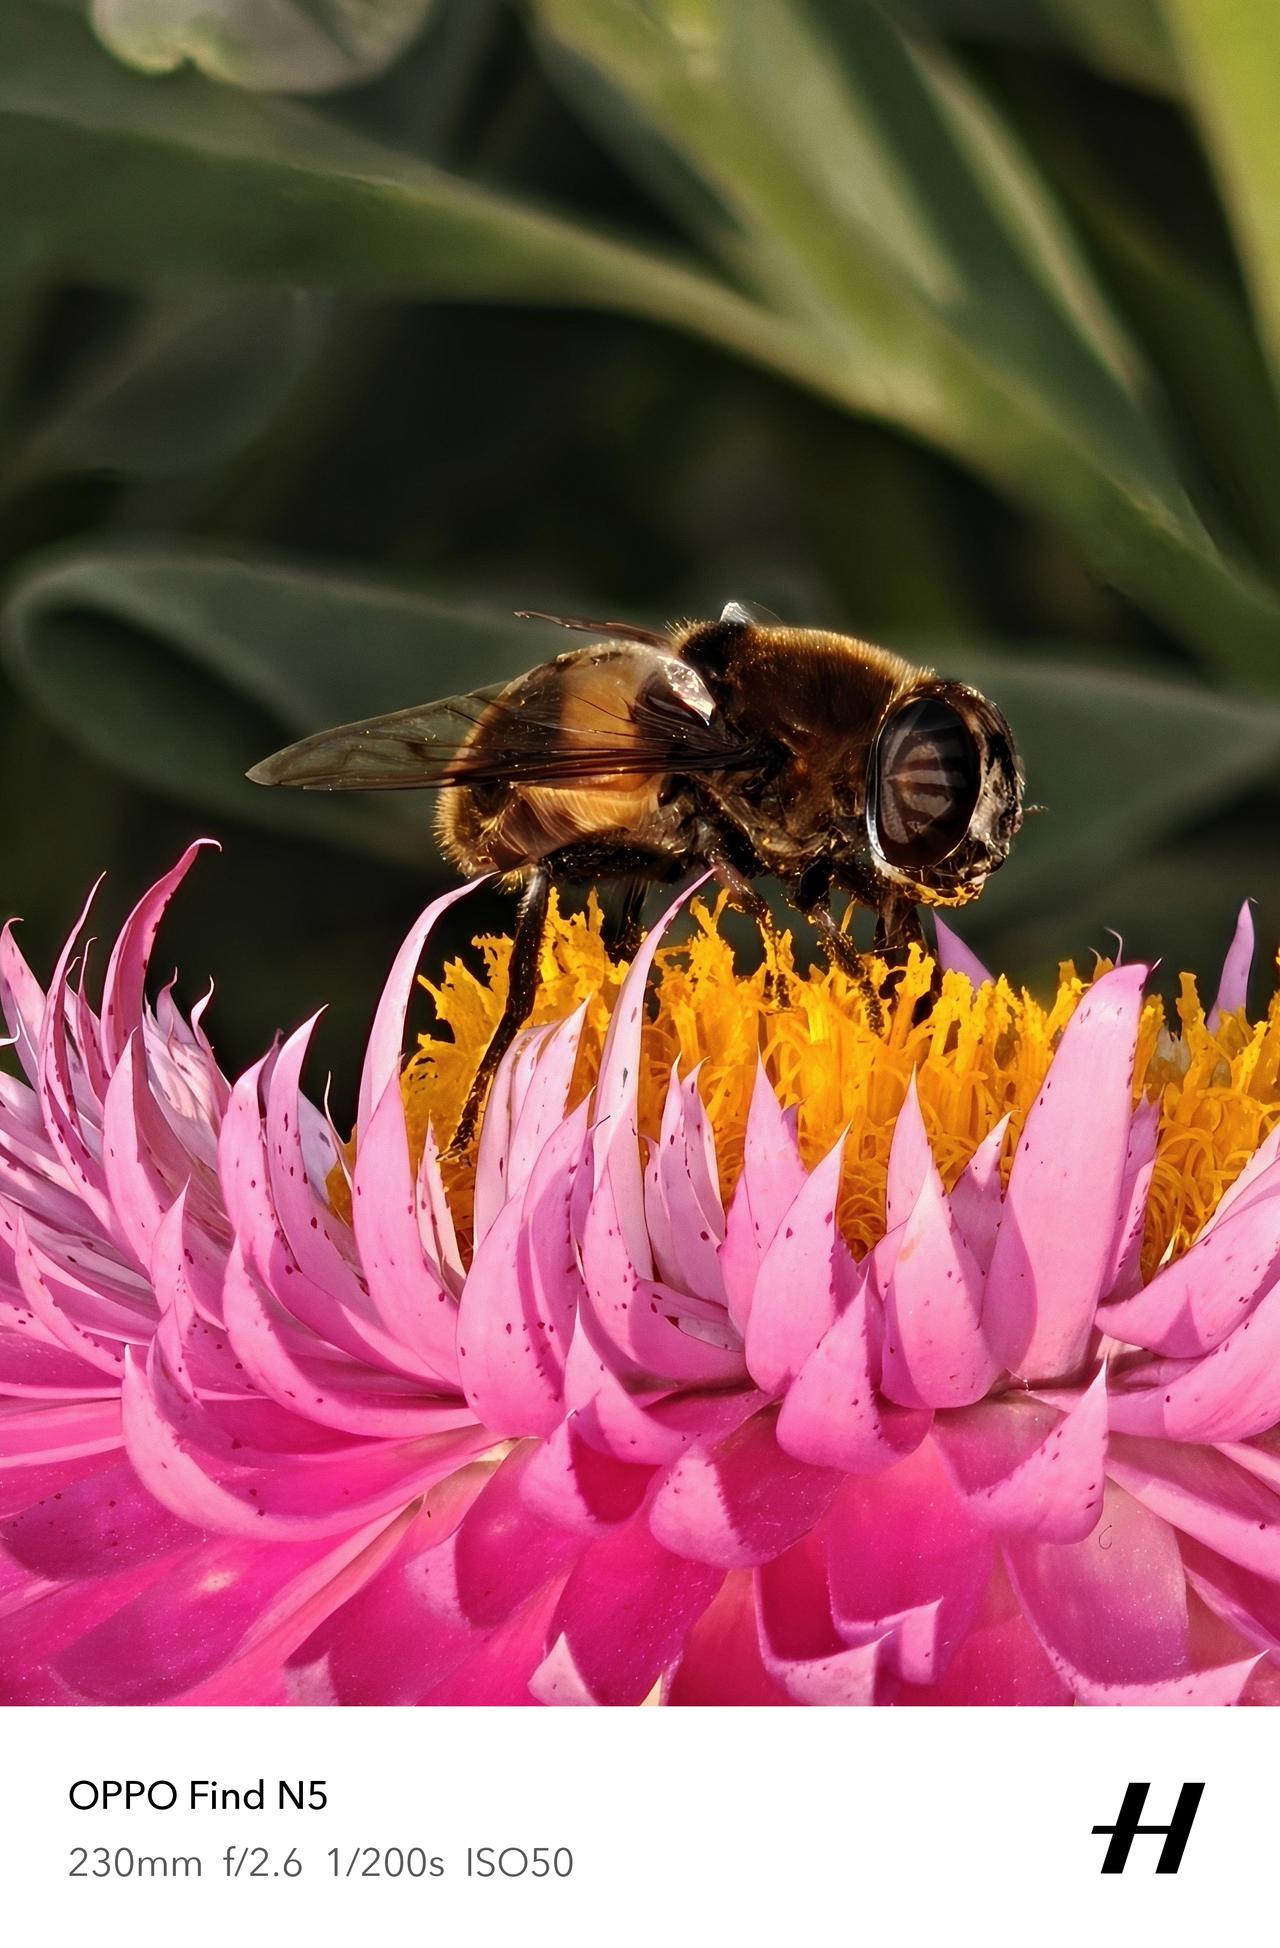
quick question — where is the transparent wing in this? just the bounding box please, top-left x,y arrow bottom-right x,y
248,671 -> 755,794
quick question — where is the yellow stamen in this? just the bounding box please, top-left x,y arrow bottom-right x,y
331,896 -> 1280,1281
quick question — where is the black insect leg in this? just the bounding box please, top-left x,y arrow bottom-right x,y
704,844 -> 789,1005
603,876 -> 648,964
449,865 -> 550,1153
873,891 -> 939,1018
802,893 -> 886,1033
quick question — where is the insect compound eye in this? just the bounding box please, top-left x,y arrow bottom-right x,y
869,694 -> 981,871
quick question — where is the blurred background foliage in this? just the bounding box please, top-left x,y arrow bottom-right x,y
3,0 -> 1280,1109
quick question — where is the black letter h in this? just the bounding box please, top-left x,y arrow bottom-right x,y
1093,1782 -> 1204,1873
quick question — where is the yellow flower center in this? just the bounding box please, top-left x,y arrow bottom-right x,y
337,894 -> 1280,1280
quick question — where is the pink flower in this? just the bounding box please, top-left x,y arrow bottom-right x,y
3,851 -> 1280,1704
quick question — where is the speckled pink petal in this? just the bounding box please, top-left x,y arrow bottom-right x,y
1005,1479 -> 1190,1687
416,1126 -> 464,1293
36,887 -> 114,1233
1109,1433 -> 1280,1580
413,1446 -> 582,1630
777,1283 -> 931,1472
1101,1194 -> 1280,1357
1101,1096 -> 1159,1303
580,1133 -> 744,1388
649,1407 -> 839,1569
532,1517 -> 722,1704
984,964 -> 1146,1379
99,841 -> 213,1071
1110,1278 -> 1280,1443
11,1211 -> 135,1378
505,1007 -> 586,1205
889,1557 -> 1071,1704
519,1412 -> 654,1534
825,1439 -> 994,1684
419,1582 -> 564,1704
946,1115 -> 1007,1275
0,1397 -> 120,1463
719,1060 -> 805,1333
744,1135 -> 850,1394
0,922 -> 46,1086
1210,900 -> 1255,1029
885,1076 -> 933,1230
934,919 -> 991,987
755,1537 -> 884,1704
222,1245 -> 473,1438
645,1065 -> 726,1305
458,1110 -> 586,1437
1,1454 -> 190,1579
666,1570 -> 790,1704
352,1075 -> 459,1389
101,1032 -> 193,1269
266,1017 -> 368,1311
471,1023 -> 540,1249
933,1377 -> 1107,1541
123,1345 -> 490,1539
356,878 -> 483,1141
569,1365 -> 761,1468
881,1163 -> 997,1410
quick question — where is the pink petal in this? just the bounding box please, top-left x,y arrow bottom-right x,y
984,964 -> 1146,1379
1100,1096 -> 1159,1303
1108,1433 -> 1280,1581
1005,1479 -> 1191,1686
352,1075 -> 459,1388
1109,1277 -> 1280,1443
666,1570 -> 791,1704
356,878 -> 483,1141
1101,1194 -> 1280,1357
754,1532 -> 884,1703
649,1408 -> 840,1568
718,1060 -> 805,1333
777,1282 -> 931,1472
519,1414 -> 654,1534
825,1438 -> 995,1684
419,1584 -> 563,1704
1,1455 -> 190,1579
890,1556 -> 1071,1704
933,1376 -> 1108,1541
1210,900 -> 1255,1028
414,1445 -> 584,1629
744,1135 -> 850,1394
880,1161 -> 997,1409
99,841 -> 213,1071
0,922 -> 46,1085
885,1075 -> 932,1230
531,1518 -> 722,1704
933,919 -> 991,987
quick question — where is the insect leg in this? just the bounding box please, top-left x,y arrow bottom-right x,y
603,876 -> 648,964
793,875 -> 885,1033
873,889 -> 939,1014
449,865 -> 551,1154
703,844 -> 789,1006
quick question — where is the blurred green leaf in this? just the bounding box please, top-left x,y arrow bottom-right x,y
13,288 -> 331,483
90,0 -> 439,93
0,543 -> 547,864
0,1 -> 807,372
1040,0 -> 1176,92
1161,0 -> 1280,406
532,0 -> 1280,682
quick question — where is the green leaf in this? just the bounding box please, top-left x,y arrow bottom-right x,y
14,287 -> 331,483
532,0 -> 1280,682
90,0 -> 438,93
0,0 -> 807,377
0,543 -> 549,864
1160,0 -> 1280,404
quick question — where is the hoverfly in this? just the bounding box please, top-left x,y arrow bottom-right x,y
250,604 -> 1023,1147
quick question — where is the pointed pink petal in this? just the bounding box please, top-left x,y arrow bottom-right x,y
744,1135 -> 850,1394
881,1163 -> 998,1409
356,879 -> 483,1141
755,1534 -> 884,1703
933,1377 -> 1108,1541
531,1518 -> 722,1704
0,922 -> 46,1085
99,842 -> 214,1071
825,1437 -> 995,1684
666,1570 -> 790,1704
933,919 -> 991,987
719,1060 -> 805,1333
890,1557 -> 1071,1704
1210,901 -> 1255,1028
519,1414 -> 655,1534
1101,1193 -> 1280,1357
1108,1433 -> 1280,1580
885,1075 -> 932,1230
413,1445 -> 584,1630
649,1408 -> 840,1568
984,964 -> 1146,1379
1110,1275 -> 1280,1444
1100,1096 -> 1158,1302
419,1584 -> 563,1704
352,1075 -> 459,1388
777,1282 -> 931,1472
